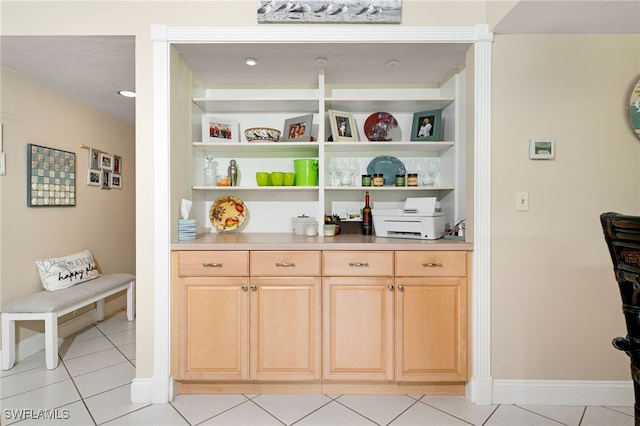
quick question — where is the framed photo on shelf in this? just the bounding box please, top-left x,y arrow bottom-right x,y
100,152 -> 113,171
329,110 -> 358,142
529,138 -> 555,160
282,114 -> 314,142
110,173 -> 122,189
88,148 -> 101,169
411,109 -> 442,142
202,114 -> 237,143
87,169 -> 102,187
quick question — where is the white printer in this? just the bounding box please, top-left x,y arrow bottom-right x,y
372,197 -> 445,240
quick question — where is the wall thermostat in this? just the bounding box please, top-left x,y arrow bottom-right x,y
529,138 -> 555,160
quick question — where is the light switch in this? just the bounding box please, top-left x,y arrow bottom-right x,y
516,191 -> 529,211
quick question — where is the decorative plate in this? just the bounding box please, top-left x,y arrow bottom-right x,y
209,196 -> 247,231
364,112 -> 402,141
628,77 -> 640,140
366,156 -> 406,186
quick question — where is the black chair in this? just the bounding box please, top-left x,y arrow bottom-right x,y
601,212 -> 640,425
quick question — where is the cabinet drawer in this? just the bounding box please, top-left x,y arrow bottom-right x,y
178,251 -> 249,276
250,251 -> 321,276
395,251 -> 467,277
323,251 -> 393,276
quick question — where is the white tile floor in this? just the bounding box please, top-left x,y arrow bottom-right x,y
0,310 -> 635,425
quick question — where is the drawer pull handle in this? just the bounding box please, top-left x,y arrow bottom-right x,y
397,284 -> 404,292
202,262 -> 223,268
422,262 -> 443,268
349,262 -> 369,267
241,284 -> 248,292
275,262 -> 296,267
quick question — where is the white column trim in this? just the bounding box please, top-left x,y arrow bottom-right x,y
468,31 -> 493,405
149,24 -> 494,404
149,24 -> 172,405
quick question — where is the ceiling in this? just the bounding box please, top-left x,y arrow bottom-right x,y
1,1 -> 638,125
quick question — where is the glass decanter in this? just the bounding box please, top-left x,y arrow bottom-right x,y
203,154 -> 217,186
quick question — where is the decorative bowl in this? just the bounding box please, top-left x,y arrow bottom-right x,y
244,127 -> 281,143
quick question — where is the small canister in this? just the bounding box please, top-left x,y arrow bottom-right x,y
361,174 -> 372,186
395,174 -> 406,187
407,173 -> 418,187
373,174 -> 384,186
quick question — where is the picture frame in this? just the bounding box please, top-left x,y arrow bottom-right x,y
202,114 -> 237,143
27,143 -> 76,207
110,173 -> 122,189
112,155 -> 122,174
100,152 -> 113,171
87,169 -> 102,187
101,170 -> 111,189
411,109 -> 442,142
329,110 -> 359,142
282,114 -> 314,142
529,138 -> 555,160
88,147 -> 101,169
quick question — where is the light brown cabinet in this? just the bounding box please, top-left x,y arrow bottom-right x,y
173,250 -> 321,383
395,251 -> 468,382
173,247 -> 469,392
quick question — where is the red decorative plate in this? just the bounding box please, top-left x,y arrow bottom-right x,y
364,112 -> 402,141
209,196 -> 247,231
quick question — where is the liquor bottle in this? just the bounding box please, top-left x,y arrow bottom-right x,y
362,191 -> 373,235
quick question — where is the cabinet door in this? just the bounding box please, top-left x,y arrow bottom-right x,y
323,277 -> 394,381
177,276 -> 249,381
250,277 -> 321,381
395,277 -> 467,382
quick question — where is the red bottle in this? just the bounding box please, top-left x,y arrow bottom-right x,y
362,191 -> 372,235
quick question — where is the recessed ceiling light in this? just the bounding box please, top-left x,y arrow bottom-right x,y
314,57 -> 328,66
245,57 -> 258,66
118,90 -> 136,98
386,59 -> 400,69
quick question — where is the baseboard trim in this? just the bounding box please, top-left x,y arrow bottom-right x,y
492,379 -> 634,406
131,378 -> 153,404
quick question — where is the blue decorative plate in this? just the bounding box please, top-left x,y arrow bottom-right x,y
366,156 -> 406,186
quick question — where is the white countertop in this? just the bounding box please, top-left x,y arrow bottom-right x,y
172,233 -> 473,251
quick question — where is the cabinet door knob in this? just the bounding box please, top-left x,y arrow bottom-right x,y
349,262 -> 369,267
397,284 -> 404,292
387,284 -> 394,291
275,262 -> 296,267
241,284 -> 248,292
250,284 -> 257,291
202,262 -> 222,268
422,262 -> 443,268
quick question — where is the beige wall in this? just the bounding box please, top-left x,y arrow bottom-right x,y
2,0 -> 640,388
0,68 -> 136,337
491,34 -> 640,380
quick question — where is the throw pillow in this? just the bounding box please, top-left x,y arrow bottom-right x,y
35,249 -> 101,291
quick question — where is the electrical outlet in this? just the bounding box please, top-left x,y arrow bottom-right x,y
0,152 -> 5,176
516,191 -> 529,211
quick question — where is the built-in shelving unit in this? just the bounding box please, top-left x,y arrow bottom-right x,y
189,68 -> 464,234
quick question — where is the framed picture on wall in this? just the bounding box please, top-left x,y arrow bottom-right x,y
113,155 -> 122,174
110,173 -> 122,189
88,148 -> 101,169
529,138 -> 555,160
101,170 -> 111,189
100,152 -> 113,171
87,169 -> 102,187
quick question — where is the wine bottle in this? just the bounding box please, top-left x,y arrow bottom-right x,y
362,191 -> 372,235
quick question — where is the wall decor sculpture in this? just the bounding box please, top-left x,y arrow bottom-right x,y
27,143 -> 76,207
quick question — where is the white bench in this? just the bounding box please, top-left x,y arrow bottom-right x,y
1,273 -> 135,370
